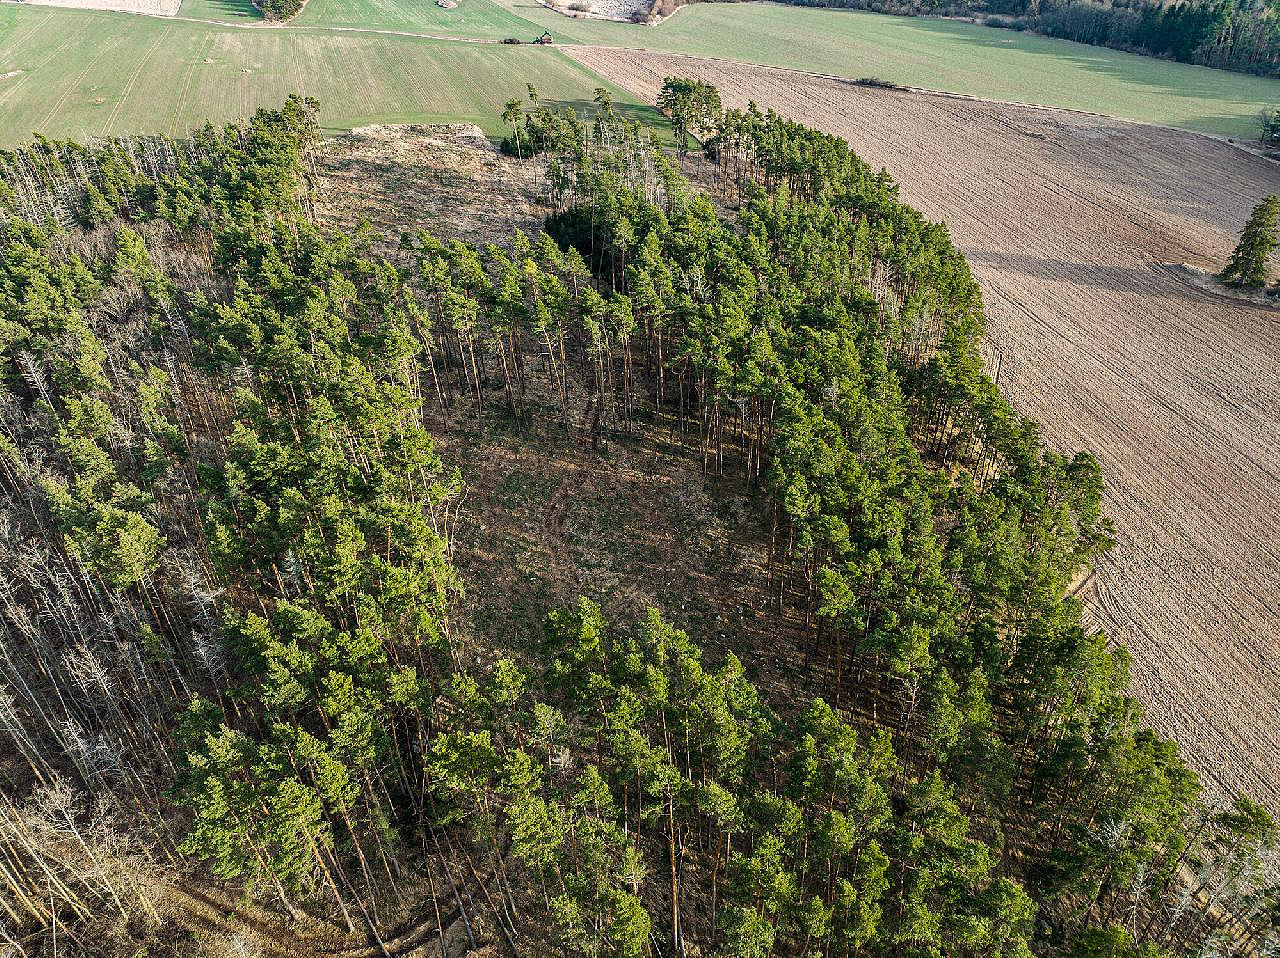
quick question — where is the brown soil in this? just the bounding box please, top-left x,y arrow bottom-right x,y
436,420 -> 816,702
566,45 -> 1280,811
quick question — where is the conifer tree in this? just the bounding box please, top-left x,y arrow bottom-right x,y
503,99 -> 524,159
1221,193 -> 1279,288
657,77 -> 722,157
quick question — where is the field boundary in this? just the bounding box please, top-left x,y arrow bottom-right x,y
565,43 -> 1280,159
5,0 -> 1279,146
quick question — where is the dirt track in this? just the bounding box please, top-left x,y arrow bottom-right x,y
567,45 -> 1280,810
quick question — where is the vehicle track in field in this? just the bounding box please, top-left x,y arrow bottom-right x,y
567,45 -> 1280,811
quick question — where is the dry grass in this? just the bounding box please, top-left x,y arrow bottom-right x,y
566,44 -> 1280,811
314,124 -> 547,247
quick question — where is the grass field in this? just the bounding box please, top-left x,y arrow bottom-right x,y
296,0 -> 1280,137
495,2 -> 1280,137
291,0 -> 543,39
0,5 -> 654,146
7,0 -> 1280,143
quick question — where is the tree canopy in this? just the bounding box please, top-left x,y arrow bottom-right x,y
0,91 -> 1274,958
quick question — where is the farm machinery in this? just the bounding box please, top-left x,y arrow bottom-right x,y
501,31 -> 554,43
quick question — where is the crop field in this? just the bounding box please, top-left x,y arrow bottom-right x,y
297,0 -> 1280,138
0,5 -> 650,145
311,0 -> 1280,138
290,0 -> 545,39
570,44 -> 1280,809
10,0 -> 1277,138
504,2 -> 1280,137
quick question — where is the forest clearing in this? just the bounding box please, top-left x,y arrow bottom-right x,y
3,64 -> 1279,953
7,0 -> 1280,938
568,44 -> 1280,811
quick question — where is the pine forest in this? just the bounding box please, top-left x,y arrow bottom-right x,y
0,90 -> 1275,958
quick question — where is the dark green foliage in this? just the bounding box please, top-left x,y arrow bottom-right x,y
0,93 -> 1276,958
259,0 -> 304,19
657,76 -> 722,155
1221,192 -> 1279,287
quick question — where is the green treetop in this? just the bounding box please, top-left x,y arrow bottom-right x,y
1221,193 -> 1279,288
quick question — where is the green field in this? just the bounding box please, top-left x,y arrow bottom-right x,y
5,0 -> 1280,145
198,0 -> 1280,137
0,5 -> 652,146
292,0 -> 544,39
520,3 -> 1280,136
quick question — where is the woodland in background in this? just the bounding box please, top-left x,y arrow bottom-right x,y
0,89 -> 1276,958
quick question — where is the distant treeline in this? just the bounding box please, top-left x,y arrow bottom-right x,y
687,0 -> 1280,79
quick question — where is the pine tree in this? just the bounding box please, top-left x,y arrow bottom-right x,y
502,99 -> 524,159
657,77 -> 723,157
1220,193 -> 1279,288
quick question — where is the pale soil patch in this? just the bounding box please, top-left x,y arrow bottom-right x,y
15,0 -> 181,15
568,45 -> 1280,811
1162,261 -> 1280,310
536,0 -> 648,24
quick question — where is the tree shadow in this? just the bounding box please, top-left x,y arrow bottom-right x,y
965,248 -> 1245,308
181,0 -> 263,17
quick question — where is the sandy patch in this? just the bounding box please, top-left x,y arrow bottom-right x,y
16,0 -> 181,14
536,0 -> 649,24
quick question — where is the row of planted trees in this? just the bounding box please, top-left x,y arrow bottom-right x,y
0,90 -> 1275,958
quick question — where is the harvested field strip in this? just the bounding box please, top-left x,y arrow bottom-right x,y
568,45 -> 1280,810
20,0 -> 180,15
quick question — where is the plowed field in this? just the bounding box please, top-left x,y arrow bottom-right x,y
568,45 -> 1280,809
